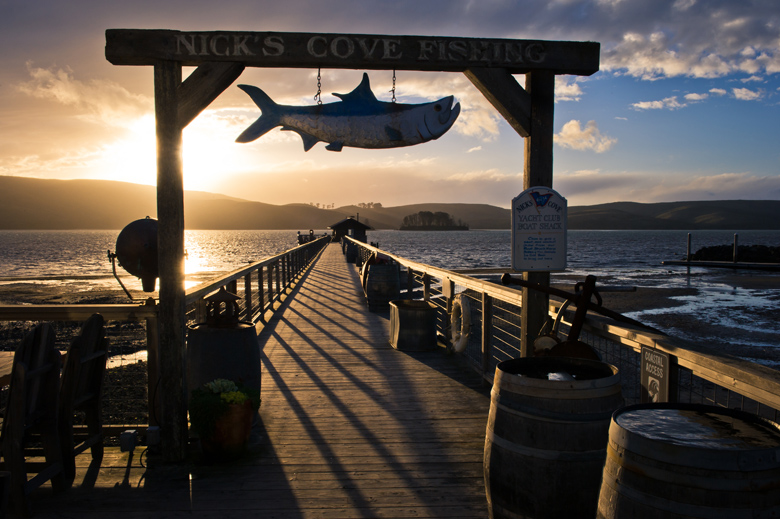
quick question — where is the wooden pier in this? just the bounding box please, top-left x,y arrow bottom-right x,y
28,243 -> 491,518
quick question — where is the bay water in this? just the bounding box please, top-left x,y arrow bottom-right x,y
1,229 -> 778,362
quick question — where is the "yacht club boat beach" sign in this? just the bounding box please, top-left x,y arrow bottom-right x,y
511,187 -> 567,271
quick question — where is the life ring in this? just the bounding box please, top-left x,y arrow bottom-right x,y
450,294 -> 471,353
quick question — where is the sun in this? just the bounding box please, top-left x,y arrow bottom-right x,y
182,111 -> 259,194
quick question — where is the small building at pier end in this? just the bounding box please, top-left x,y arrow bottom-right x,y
328,217 -> 372,243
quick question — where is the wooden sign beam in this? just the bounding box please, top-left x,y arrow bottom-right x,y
106,29 -> 599,76
464,67 -> 531,137
178,62 -> 245,129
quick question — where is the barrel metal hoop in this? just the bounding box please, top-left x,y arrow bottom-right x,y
486,429 -> 607,461
606,443 -> 780,494
491,392 -> 616,423
599,469 -> 780,519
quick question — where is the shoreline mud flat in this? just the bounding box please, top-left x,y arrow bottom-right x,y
1,269 -> 779,368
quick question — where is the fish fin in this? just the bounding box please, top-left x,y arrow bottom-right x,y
281,127 -> 321,151
235,84 -> 281,143
325,141 -> 344,152
332,73 -> 378,104
384,126 -> 403,141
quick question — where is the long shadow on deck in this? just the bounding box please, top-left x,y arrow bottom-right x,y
255,244 -> 490,517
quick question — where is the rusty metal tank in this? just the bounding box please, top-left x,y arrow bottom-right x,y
115,217 -> 158,292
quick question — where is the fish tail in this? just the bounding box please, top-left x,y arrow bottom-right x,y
236,84 -> 281,143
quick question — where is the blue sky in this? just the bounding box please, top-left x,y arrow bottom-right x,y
1,0 -> 779,208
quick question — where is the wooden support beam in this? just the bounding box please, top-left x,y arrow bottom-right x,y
154,60 -> 188,462
520,70 -> 555,357
106,29 -> 600,76
464,67 -> 531,137
178,62 -> 245,128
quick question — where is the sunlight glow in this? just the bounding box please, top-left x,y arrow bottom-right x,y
102,114 -> 157,186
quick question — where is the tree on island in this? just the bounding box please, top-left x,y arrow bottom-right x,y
400,211 -> 469,230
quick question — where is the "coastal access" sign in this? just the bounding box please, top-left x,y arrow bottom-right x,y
511,187 -> 567,271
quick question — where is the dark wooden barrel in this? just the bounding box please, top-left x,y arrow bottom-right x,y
389,300 -> 437,351
598,403 -> 780,518
364,263 -> 400,312
186,322 -> 262,401
344,242 -> 357,263
485,357 -> 623,519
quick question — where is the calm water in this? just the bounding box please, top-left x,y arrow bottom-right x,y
0,229 -> 778,356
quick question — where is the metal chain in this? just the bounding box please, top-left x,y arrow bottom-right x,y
314,68 -> 322,105
390,70 -> 397,103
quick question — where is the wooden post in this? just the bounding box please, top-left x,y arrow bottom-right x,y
244,273 -> 253,322
520,70 -> 555,358
267,263 -> 274,308
423,274 -> 431,302
257,267 -> 266,323
145,305 -> 160,427
275,261 -> 281,301
481,293 -> 493,377
154,60 -> 187,462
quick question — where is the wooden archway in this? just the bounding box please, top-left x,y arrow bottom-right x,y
106,29 -> 600,460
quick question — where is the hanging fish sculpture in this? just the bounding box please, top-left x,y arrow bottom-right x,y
235,73 -> 460,152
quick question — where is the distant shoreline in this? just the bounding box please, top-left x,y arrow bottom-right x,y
398,226 -> 469,231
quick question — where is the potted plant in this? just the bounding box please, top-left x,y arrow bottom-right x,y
189,378 -> 261,459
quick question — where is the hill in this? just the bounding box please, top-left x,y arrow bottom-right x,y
0,176 -> 778,230
567,200 -> 780,230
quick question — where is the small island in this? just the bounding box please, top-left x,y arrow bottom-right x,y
399,211 -> 469,231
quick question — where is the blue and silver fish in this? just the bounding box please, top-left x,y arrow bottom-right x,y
235,73 -> 460,152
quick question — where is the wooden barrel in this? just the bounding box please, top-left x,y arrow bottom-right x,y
598,403 -> 780,518
345,242 -> 357,263
485,357 -> 623,519
389,300 -> 437,351
364,263 -> 400,312
186,322 -> 262,401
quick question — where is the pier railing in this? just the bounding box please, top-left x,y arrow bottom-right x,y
0,236 -> 329,435
347,237 -> 780,422
184,236 -> 329,325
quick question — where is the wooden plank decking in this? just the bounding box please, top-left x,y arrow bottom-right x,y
28,243 -> 491,518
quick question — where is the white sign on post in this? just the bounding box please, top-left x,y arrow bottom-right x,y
511,187 -> 567,271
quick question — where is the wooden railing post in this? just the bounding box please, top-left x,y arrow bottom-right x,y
275,261 -> 281,301
443,278 -> 455,340
267,263 -> 274,308
257,267 -> 266,323
407,268 -> 415,300
244,273 -> 253,322
481,293 -> 493,377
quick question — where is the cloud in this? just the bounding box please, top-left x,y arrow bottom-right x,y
16,63 -> 152,127
638,172 -> 780,202
632,96 -> 686,110
467,146 -> 482,153
684,93 -> 707,102
732,87 -> 763,100
710,88 -> 727,96
598,2 -> 780,80
555,77 -> 584,102
554,120 -> 616,153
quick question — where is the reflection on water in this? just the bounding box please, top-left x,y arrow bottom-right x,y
0,228 -> 778,355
